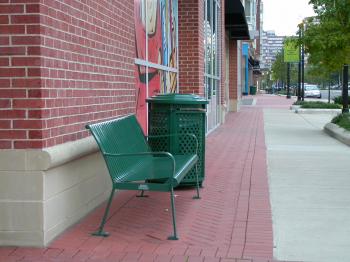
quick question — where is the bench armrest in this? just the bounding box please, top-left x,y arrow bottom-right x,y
146,133 -> 199,155
103,151 -> 176,182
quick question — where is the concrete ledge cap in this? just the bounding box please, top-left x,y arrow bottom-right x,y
324,122 -> 350,146
290,105 -> 301,111
295,108 -> 342,114
0,137 -> 98,171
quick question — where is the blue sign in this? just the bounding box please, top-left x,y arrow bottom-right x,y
242,43 -> 249,56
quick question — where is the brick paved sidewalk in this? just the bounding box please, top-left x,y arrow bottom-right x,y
0,95 -> 294,262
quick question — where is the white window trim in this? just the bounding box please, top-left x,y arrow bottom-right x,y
135,58 -> 178,73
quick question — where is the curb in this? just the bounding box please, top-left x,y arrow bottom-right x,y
241,98 -> 257,106
252,98 -> 257,106
295,108 -> 341,114
324,122 -> 350,146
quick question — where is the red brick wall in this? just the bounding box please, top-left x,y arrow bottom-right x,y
0,0 -> 135,149
229,40 -> 238,100
178,0 -> 204,96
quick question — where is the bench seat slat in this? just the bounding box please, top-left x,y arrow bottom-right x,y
105,154 -> 198,186
170,154 -> 198,185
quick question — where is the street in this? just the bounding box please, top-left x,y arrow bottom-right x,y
320,89 -> 342,101
293,89 -> 341,101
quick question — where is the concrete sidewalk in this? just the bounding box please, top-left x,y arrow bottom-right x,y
264,106 -> 350,261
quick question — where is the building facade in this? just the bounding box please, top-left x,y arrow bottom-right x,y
0,0 -> 259,246
260,30 -> 285,70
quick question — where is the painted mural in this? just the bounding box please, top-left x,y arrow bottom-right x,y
134,0 -> 178,130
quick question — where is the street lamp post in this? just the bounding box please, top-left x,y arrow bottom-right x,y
287,62 -> 291,99
298,22 -> 305,101
342,64 -> 349,113
298,25 -> 302,101
301,36 -> 305,101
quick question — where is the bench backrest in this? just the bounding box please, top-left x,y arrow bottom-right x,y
86,115 -> 151,182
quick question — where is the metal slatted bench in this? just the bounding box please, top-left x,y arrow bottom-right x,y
86,114 -> 201,240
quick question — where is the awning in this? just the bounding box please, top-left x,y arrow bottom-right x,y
248,57 -> 259,67
225,0 -> 250,40
249,57 -> 261,74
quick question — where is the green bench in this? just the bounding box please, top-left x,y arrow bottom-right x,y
86,114 -> 201,240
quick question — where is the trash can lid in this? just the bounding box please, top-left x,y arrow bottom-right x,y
146,93 -> 208,104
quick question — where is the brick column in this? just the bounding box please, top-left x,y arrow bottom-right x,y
178,0 -> 205,96
219,0 -> 226,122
229,39 -> 239,111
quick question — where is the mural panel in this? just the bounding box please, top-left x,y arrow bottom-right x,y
145,0 -> 162,65
159,0 -> 178,68
159,70 -> 177,93
135,65 -> 147,131
134,0 -> 178,130
135,0 -> 147,61
134,0 -> 178,82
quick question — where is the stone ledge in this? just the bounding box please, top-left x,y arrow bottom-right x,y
0,136 -> 98,171
290,105 -> 301,111
295,108 -> 342,115
324,122 -> 350,146
229,99 -> 240,112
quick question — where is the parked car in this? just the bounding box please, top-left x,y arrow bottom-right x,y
330,84 -> 341,90
304,84 -> 321,98
330,82 -> 350,90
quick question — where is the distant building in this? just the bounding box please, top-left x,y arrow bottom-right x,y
261,30 -> 286,70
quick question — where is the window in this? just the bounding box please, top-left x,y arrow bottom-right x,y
204,0 -> 220,100
245,0 -> 251,18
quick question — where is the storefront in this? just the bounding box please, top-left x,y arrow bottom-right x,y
225,0 -> 251,110
204,0 -> 222,132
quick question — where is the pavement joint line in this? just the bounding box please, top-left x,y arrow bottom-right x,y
297,113 -> 325,130
242,110 -> 260,258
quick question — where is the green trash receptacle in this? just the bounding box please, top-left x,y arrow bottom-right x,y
249,85 -> 257,95
146,93 -> 208,186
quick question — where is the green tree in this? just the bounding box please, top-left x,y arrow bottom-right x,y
304,63 -> 338,87
301,0 -> 350,110
301,0 -> 350,72
271,51 -> 287,84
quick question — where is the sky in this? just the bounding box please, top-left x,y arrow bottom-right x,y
263,0 -> 315,36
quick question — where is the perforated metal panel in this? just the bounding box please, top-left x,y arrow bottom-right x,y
176,111 -> 205,184
148,102 -> 206,186
148,111 -> 170,152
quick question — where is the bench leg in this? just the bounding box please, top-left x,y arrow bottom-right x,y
136,190 -> 149,197
193,163 -> 201,199
168,186 -> 179,240
92,189 -> 115,237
